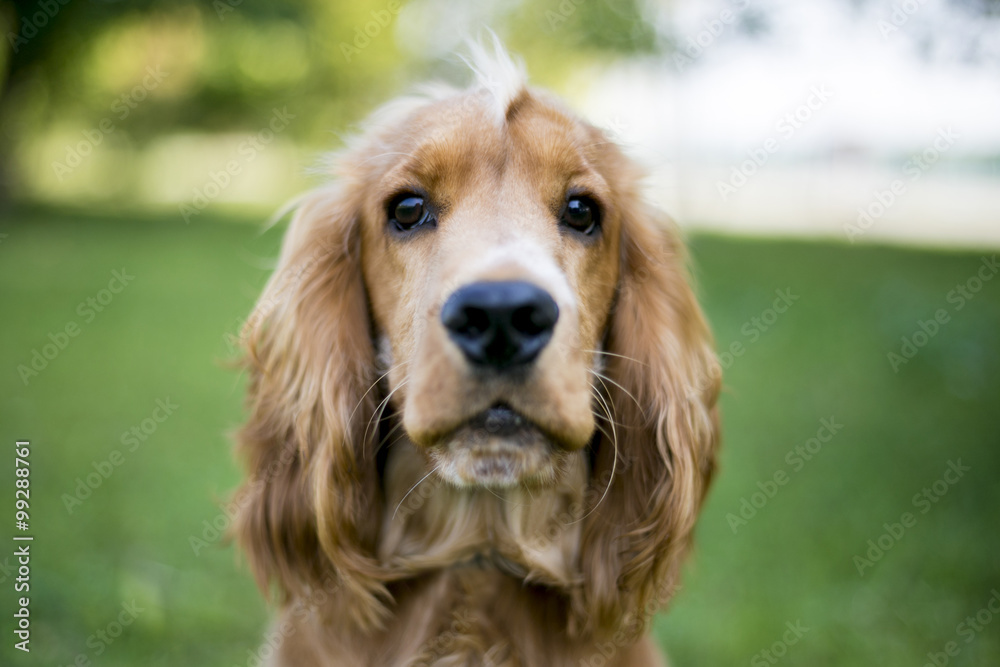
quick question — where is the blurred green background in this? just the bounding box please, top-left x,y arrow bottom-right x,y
2,0 -> 999,665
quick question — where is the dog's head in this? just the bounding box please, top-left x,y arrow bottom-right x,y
235,41 -> 720,634
360,70 -> 624,489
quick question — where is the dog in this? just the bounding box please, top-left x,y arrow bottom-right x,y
232,38 -> 720,666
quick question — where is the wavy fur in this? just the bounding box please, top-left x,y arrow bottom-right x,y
232,42 -> 720,667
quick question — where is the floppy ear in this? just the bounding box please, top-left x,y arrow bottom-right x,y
232,184 -> 388,629
579,197 -> 721,634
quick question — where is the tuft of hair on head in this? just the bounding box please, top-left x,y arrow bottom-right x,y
461,30 -> 528,125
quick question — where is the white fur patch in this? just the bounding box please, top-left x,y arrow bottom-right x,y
443,240 -> 577,325
462,32 -> 528,125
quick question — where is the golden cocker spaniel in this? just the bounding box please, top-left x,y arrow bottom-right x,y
233,39 -> 721,667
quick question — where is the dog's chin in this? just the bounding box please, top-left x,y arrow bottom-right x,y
428,405 -> 568,489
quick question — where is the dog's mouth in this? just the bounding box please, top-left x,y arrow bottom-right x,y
467,403 -> 533,437
427,403 -> 568,488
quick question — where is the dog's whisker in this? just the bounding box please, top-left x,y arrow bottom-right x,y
392,465 -> 441,521
583,349 -> 648,367
482,485 -> 522,507
376,420 -> 407,452
369,380 -> 407,435
590,418 -> 615,443
364,378 -> 409,456
588,383 -> 628,430
588,369 -> 641,413
589,376 -> 619,423
569,387 -> 618,525
522,482 -> 535,502
349,361 -> 407,429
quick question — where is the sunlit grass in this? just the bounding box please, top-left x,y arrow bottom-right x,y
0,209 -> 997,666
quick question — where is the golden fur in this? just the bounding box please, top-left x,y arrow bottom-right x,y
232,42 -> 721,667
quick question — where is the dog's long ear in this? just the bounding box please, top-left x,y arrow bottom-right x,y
580,192 -> 721,634
233,184 -> 387,628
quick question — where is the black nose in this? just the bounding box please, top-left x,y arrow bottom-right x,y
441,281 -> 559,369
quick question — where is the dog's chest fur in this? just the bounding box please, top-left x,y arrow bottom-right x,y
366,441 -> 589,665
272,563 -> 663,667
271,443 -> 610,666
378,440 -> 588,590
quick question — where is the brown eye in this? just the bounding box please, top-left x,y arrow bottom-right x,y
560,196 -> 600,235
389,194 -> 432,232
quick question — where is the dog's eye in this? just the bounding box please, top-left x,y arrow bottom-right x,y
560,196 -> 600,235
389,195 -> 433,232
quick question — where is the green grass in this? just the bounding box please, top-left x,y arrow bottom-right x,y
1,209 -> 997,666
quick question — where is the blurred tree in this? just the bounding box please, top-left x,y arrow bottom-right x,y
0,0 -> 385,203
0,0 -> 658,207
14,0 -> 992,209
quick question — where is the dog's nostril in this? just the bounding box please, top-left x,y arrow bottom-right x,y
441,281 -> 559,369
512,301 -> 558,336
511,306 -> 542,335
442,305 -> 487,337
462,308 -> 491,336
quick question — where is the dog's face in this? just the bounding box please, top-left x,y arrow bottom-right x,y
359,91 -> 622,488
235,47 -> 721,637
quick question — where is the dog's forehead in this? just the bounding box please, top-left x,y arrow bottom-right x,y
387,90 -> 599,195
